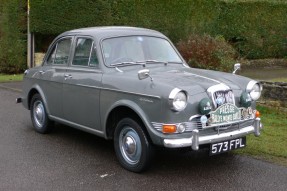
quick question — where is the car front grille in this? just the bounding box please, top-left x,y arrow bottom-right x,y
212,90 -> 235,108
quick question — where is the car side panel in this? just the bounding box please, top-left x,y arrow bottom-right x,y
63,67 -> 103,130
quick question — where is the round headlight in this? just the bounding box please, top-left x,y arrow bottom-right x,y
169,88 -> 187,111
247,81 -> 262,101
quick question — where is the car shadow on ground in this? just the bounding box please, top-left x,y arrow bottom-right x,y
35,122 -> 239,173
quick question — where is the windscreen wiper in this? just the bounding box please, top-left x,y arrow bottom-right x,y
137,60 -> 182,65
110,62 -> 145,67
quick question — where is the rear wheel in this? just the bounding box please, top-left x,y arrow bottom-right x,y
114,118 -> 154,172
30,94 -> 53,134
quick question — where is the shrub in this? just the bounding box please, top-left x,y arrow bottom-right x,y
215,1 -> 287,59
0,0 -> 26,74
177,34 -> 237,72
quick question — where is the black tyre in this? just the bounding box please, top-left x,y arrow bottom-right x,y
30,94 -> 53,134
114,118 -> 154,172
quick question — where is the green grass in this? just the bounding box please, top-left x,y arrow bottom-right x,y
270,78 -> 287,83
234,105 -> 287,166
0,74 -> 23,82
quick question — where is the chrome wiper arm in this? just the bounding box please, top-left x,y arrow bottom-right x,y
136,60 -> 182,65
136,60 -> 161,64
166,61 -> 182,64
110,62 -> 145,67
110,62 -> 134,66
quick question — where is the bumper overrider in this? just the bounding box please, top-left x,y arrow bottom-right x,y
163,118 -> 262,150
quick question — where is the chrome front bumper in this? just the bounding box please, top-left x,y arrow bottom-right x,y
163,118 -> 262,150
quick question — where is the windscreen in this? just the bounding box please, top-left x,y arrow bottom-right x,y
102,36 -> 182,66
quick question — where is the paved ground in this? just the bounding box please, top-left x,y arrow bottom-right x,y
1,84 -> 287,191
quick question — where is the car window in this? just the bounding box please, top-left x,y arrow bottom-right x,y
89,47 -> 99,67
47,46 -> 56,65
118,38 -> 145,61
47,38 -> 72,65
73,38 -> 99,67
54,38 -> 72,65
102,36 -> 182,66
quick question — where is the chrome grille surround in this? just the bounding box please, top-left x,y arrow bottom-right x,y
207,83 -> 235,108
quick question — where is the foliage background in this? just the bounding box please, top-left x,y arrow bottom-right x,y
0,0 -> 26,74
0,0 -> 286,73
29,0 -> 287,59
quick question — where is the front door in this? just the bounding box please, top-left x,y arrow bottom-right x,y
62,37 -> 103,130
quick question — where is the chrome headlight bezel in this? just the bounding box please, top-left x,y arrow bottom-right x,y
246,80 -> 262,101
169,88 -> 188,112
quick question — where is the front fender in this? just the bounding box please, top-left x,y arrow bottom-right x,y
102,99 -> 150,133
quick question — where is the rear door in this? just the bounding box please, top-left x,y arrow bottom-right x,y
62,36 -> 103,130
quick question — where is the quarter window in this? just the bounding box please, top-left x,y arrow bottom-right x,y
73,38 -> 98,67
47,38 -> 72,65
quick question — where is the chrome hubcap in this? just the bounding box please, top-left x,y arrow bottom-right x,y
33,101 -> 45,128
124,136 -> 136,155
119,127 -> 141,164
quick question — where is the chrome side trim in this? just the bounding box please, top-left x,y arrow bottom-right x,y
49,115 -> 105,137
102,87 -> 161,99
183,71 -> 221,84
72,84 -> 161,99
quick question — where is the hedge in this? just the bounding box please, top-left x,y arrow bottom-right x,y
29,0 -> 287,59
30,0 -> 220,43
215,1 -> 287,58
0,0 -> 27,74
0,0 -> 286,74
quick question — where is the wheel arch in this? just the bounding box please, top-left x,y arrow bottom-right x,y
104,100 -> 151,141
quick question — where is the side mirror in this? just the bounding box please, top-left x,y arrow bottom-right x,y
138,69 -> 153,81
233,63 -> 241,74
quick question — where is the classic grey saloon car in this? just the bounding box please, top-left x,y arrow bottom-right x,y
18,26 -> 263,172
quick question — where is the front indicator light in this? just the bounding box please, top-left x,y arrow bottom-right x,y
256,110 -> 260,118
162,124 -> 177,133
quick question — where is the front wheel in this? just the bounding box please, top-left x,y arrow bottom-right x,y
30,94 -> 53,134
114,118 -> 154,172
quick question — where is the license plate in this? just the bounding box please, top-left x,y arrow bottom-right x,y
210,137 -> 246,155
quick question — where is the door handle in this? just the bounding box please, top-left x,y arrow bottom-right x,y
64,74 -> 72,80
39,70 -> 45,75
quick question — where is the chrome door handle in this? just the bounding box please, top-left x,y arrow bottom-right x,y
39,70 -> 45,74
64,74 -> 72,80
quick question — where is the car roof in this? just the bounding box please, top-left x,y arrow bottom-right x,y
58,26 -> 166,40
